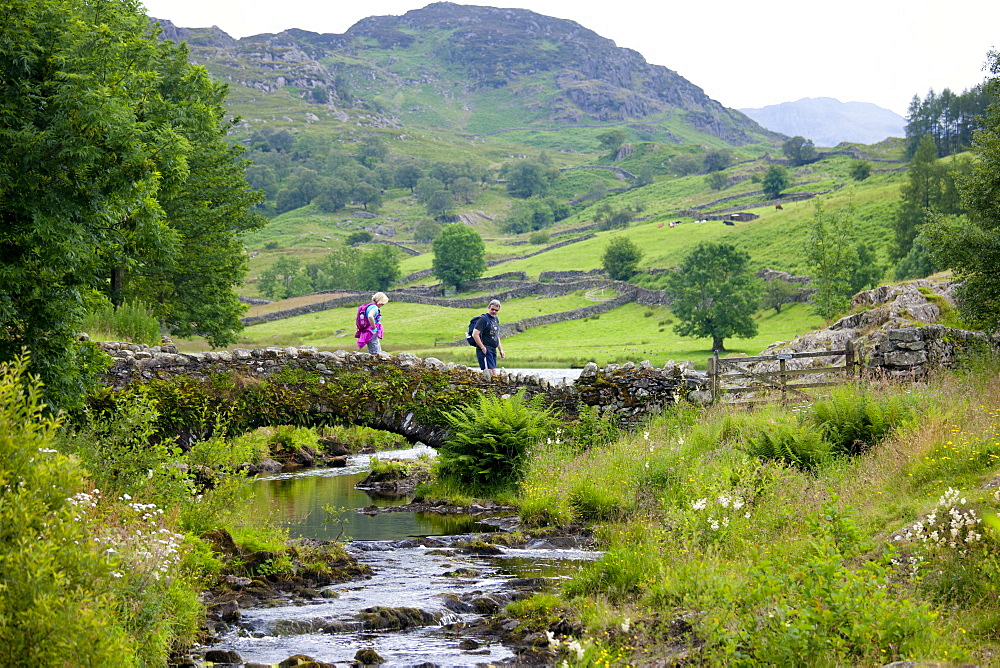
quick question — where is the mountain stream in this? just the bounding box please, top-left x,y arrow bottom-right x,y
198,445 -> 597,666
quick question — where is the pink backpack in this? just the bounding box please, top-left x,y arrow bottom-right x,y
355,302 -> 375,335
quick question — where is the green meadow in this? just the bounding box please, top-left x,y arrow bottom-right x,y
199,296 -> 825,370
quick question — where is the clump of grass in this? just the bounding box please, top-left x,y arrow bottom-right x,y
81,298 -> 161,345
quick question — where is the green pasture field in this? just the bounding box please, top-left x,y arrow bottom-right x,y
181,295 -> 825,370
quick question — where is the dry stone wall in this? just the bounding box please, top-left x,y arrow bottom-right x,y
97,342 -> 708,444
867,325 -> 1000,377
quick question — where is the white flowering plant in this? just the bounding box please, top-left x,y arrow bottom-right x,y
891,487 -> 1000,606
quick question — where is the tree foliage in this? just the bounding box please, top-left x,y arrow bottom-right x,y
597,129 -> 626,154
849,160 -> 872,181
921,50 -> 1000,332
892,134 -> 970,261
601,237 -> 644,281
905,85 -> 991,158
432,223 -> 486,291
805,199 -> 881,320
762,278 -> 801,315
500,155 -> 559,198
664,242 -> 761,352
706,171 -> 729,191
500,197 -> 569,234
704,148 -> 734,172
0,0 -> 264,408
782,136 -> 817,166
761,166 -> 790,198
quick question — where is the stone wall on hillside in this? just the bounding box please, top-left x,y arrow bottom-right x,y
240,280 -> 671,339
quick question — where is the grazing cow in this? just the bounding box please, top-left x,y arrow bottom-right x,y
775,204 -> 784,210
723,220 -> 735,226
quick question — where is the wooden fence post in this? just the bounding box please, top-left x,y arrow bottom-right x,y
779,356 -> 787,403
708,353 -> 719,404
845,340 -> 855,380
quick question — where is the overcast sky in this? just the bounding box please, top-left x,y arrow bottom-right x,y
140,0 -> 998,117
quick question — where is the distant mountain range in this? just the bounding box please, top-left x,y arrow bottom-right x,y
739,97 -> 906,147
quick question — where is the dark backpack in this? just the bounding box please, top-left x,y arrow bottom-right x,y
466,314 -> 487,346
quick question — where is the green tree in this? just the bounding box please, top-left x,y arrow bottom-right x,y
601,237 -> 644,281
395,163 -> 423,192
594,203 -> 634,231
762,278 -> 801,314
313,246 -> 362,290
761,166 -> 790,198
920,50 -> 1000,332
849,160 -> 872,181
345,231 -> 374,245
314,177 -> 352,212
356,245 -> 401,291
597,129 -> 627,154
0,0 -> 262,407
451,176 -> 478,204
352,182 -> 382,212
414,176 -> 447,204
432,224 -> 486,291
356,135 -> 389,167
891,135 -> 970,261
257,257 -> 311,300
706,171 -> 729,191
426,190 -> 455,218
500,157 -> 559,198
805,199 -> 865,320
413,219 -> 443,244
704,148 -> 734,172
782,136 -> 817,166
893,135 -> 943,260
670,153 -> 703,176
665,242 -> 761,352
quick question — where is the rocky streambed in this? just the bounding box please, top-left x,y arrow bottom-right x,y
190,447 -> 598,667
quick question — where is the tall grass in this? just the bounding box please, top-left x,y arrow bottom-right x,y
82,299 -> 161,345
509,368 -> 1000,665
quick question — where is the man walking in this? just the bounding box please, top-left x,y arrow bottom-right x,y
471,299 -> 505,375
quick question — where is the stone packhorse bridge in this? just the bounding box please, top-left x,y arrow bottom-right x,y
97,342 -> 707,447
95,321 -> 998,448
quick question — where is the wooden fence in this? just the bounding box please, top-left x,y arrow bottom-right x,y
707,342 -> 856,404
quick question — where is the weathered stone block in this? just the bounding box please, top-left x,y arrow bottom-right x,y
885,350 -> 928,366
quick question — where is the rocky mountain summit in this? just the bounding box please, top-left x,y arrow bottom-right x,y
150,2 -> 776,144
739,97 -> 906,146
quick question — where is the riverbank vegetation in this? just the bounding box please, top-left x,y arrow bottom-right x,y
492,356 -> 1000,665
0,354 -> 396,665
5,343 -> 1000,664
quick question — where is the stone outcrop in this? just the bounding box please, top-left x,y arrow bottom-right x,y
756,279 -> 999,377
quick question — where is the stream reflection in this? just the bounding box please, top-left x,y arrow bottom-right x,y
243,445 -> 490,541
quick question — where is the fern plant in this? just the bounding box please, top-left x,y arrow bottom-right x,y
809,386 -> 916,456
742,420 -> 830,470
437,390 -> 560,491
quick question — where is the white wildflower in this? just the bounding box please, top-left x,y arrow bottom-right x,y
691,498 -> 708,511
621,618 -> 631,633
